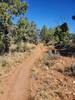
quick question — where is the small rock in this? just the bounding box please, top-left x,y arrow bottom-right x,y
73,93 -> 75,96
73,81 -> 75,84
44,66 -> 49,70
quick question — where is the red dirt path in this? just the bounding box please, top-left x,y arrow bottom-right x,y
0,44 -> 45,100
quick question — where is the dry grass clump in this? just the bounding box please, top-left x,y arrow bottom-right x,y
37,51 -> 58,70
0,43 -> 36,76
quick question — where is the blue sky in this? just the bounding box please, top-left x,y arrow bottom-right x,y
24,0 -> 75,32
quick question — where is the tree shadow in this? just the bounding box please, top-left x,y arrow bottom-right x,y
54,43 -> 75,57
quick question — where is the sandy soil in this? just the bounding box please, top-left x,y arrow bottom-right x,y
0,44 -> 46,100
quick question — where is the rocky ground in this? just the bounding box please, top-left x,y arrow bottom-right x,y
31,49 -> 75,100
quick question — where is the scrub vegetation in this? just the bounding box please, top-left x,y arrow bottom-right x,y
0,0 -> 75,100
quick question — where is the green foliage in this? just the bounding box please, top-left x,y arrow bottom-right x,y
0,1 -> 71,55
16,19 -> 37,44
40,25 -> 53,43
60,23 -> 69,32
71,34 -> 75,43
54,22 -> 69,44
18,18 -> 29,28
0,0 -> 27,17
40,22 -> 70,45
0,0 -> 28,54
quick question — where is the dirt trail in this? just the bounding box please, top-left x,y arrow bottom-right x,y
0,44 -> 46,100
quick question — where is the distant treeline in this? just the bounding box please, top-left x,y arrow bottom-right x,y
0,0 -> 75,55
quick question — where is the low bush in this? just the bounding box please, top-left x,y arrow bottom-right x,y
63,64 -> 75,76
40,52 -> 58,69
1,59 -> 9,67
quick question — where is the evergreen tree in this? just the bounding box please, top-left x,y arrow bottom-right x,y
0,0 -> 27,53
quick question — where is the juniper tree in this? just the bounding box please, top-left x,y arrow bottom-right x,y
54,22 -> 69,44
0,0 -> 27,53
